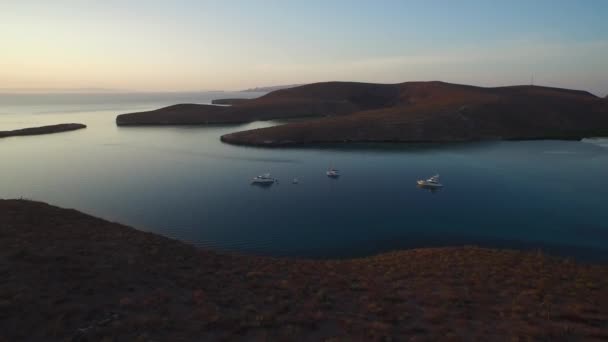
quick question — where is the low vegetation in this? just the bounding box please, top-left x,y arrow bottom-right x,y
1,199 -> 607,340
116,81 -> 608,146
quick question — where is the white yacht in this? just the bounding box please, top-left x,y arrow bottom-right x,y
251,173 -> 276,184
417,174 -> 443,188
326,168 -> 340,178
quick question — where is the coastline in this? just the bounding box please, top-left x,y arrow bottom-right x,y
2,199 -> 607,340
115,81 -> 608,147
220,134 -> 591,147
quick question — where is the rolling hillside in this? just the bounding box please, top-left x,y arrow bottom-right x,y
116,81 -> 608,145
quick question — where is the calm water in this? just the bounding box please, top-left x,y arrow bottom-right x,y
1,92 -> 608,261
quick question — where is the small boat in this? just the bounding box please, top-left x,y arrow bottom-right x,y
417,174 -> 443,188
251,173 -> 276,184
326,168 -> 340,178
292,178 -> 299,184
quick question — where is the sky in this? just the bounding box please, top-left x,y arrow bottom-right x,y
1,1 -> 607,95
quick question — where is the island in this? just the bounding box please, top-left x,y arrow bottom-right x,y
0,123 -> 86,138
1,199 -> 607,340
116,81 -> 608,145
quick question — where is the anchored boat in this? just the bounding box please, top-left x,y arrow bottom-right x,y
417,174 -> 443,188
326,168 -> 340,178
251,173 -> 276,184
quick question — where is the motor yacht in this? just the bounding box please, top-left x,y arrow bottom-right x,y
326,168 -> 340,178
251,173 -> 276,184
417,174 -> 443,188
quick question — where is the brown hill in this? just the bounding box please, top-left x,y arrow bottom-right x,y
115,81 -> 608,145
211,98 -> 250,105
2,199 -> 608,340
115,82 -> 401,126
0,123 -> 86,138
116,104 -> 228,125
222,82 -> 608,145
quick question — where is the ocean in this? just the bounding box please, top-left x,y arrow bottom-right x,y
1,92 -> 608,261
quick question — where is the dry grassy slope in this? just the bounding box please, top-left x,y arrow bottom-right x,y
115,81 -> 607,143
221,82 -> 608,145
1,199 -> 608,341
116,82 -> 399,125
259,81 -> 400,108
115,104 -> 228,125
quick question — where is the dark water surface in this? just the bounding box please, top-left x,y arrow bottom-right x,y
1,92 -> 608,261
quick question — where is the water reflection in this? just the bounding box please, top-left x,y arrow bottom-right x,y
251,182 -> 275,189
2,94 -> 608,262
417,184 -> 442,193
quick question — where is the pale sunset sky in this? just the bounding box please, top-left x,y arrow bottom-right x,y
1,1 -> 607,95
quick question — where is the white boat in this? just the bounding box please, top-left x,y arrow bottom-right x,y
417,174 -> 443,188
326,168 -> 340,178
251,173 -> 276,184
292,178 -> 299,184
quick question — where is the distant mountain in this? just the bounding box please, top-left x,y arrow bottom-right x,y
116,81 -> 608,145
240,84 -> 303,92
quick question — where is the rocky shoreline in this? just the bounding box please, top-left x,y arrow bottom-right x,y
220,132 -> 594,147
0,123 -> 86,138
1,199 -> 607,340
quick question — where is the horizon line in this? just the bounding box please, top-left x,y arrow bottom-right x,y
0,81 -> 605,98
